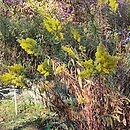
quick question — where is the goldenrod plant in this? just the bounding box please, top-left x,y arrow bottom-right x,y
62,45 -> 79,60
95,43 -> 117,74
43,15 -> 63,41
17,38 -> 41,56
0,64 -> 25,87
0,0 -> 130,129
37,58 -> 53,77
79,59 -> 94,78
79,43 -> 117,79
71,28 -> 81,42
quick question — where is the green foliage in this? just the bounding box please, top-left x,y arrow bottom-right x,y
0,100 -> 50,130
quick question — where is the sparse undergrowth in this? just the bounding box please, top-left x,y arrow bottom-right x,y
0,99 -> 51,130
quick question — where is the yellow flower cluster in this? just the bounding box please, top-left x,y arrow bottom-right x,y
11,75 -> 25,87
18,38 -> 40,56
79,43 -> 117,78
55,64 -> 65,74
109,0 -> 118,12
79,59 -> 94,78
71,28 -> 80,42
99,0 -> 118,12
62,46 -> 78,59
95,43 -> 117,74
8,64 -> 24,75
37,59 -> 52,77
43,15 -> 63,40
0,73 -> 15,85
0,64 -> 25,87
